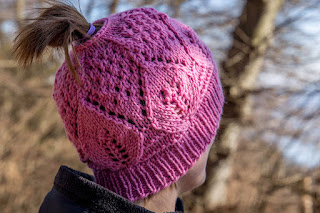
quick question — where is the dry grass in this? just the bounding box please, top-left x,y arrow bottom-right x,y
0,67 -> 91,213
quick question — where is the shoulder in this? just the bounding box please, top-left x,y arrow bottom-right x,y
38,165 -> 155,213
39,187 -> 87,213
38,166 -> 95,213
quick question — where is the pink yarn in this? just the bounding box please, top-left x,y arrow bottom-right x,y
53,7 -> 224,201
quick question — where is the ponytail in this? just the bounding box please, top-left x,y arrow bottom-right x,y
13,1 -> 101,84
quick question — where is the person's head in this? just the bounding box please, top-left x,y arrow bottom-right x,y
13,1 -> 224,202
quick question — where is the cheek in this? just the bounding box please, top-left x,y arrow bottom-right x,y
194,167 -> 207,188
193,151 -> 210,186
191,138 -> 215,188
178,145 -> 212,193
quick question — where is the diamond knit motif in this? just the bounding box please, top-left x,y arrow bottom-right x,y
53,7 -> 224,201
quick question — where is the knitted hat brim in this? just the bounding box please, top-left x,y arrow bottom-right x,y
93,72 -> 224,201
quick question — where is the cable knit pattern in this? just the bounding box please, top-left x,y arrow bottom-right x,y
53,7 -> 224,201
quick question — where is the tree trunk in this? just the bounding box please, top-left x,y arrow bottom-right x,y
109,0 -> 119,14
203,0 -> 285,210
181,0 -> 285,212
16,0 -> 25,28
169,0 -> 186,18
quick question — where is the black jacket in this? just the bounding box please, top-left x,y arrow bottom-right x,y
39,166 -> 184,213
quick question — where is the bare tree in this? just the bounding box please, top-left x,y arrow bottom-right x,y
184,0 -> 286,212
109,0 -> 119,14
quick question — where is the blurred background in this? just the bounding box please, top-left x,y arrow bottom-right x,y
0,0 -> 319,212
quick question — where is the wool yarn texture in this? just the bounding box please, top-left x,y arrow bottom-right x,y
53,7 -> 224,201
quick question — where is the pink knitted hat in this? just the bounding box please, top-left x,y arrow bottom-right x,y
53,7 -> 224,201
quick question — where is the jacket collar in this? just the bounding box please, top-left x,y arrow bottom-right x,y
54,165 -> 184,213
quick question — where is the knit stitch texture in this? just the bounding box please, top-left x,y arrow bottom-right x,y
53,7 -> 224,201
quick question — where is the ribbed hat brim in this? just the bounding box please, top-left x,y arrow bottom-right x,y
93,73 -> 224,201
